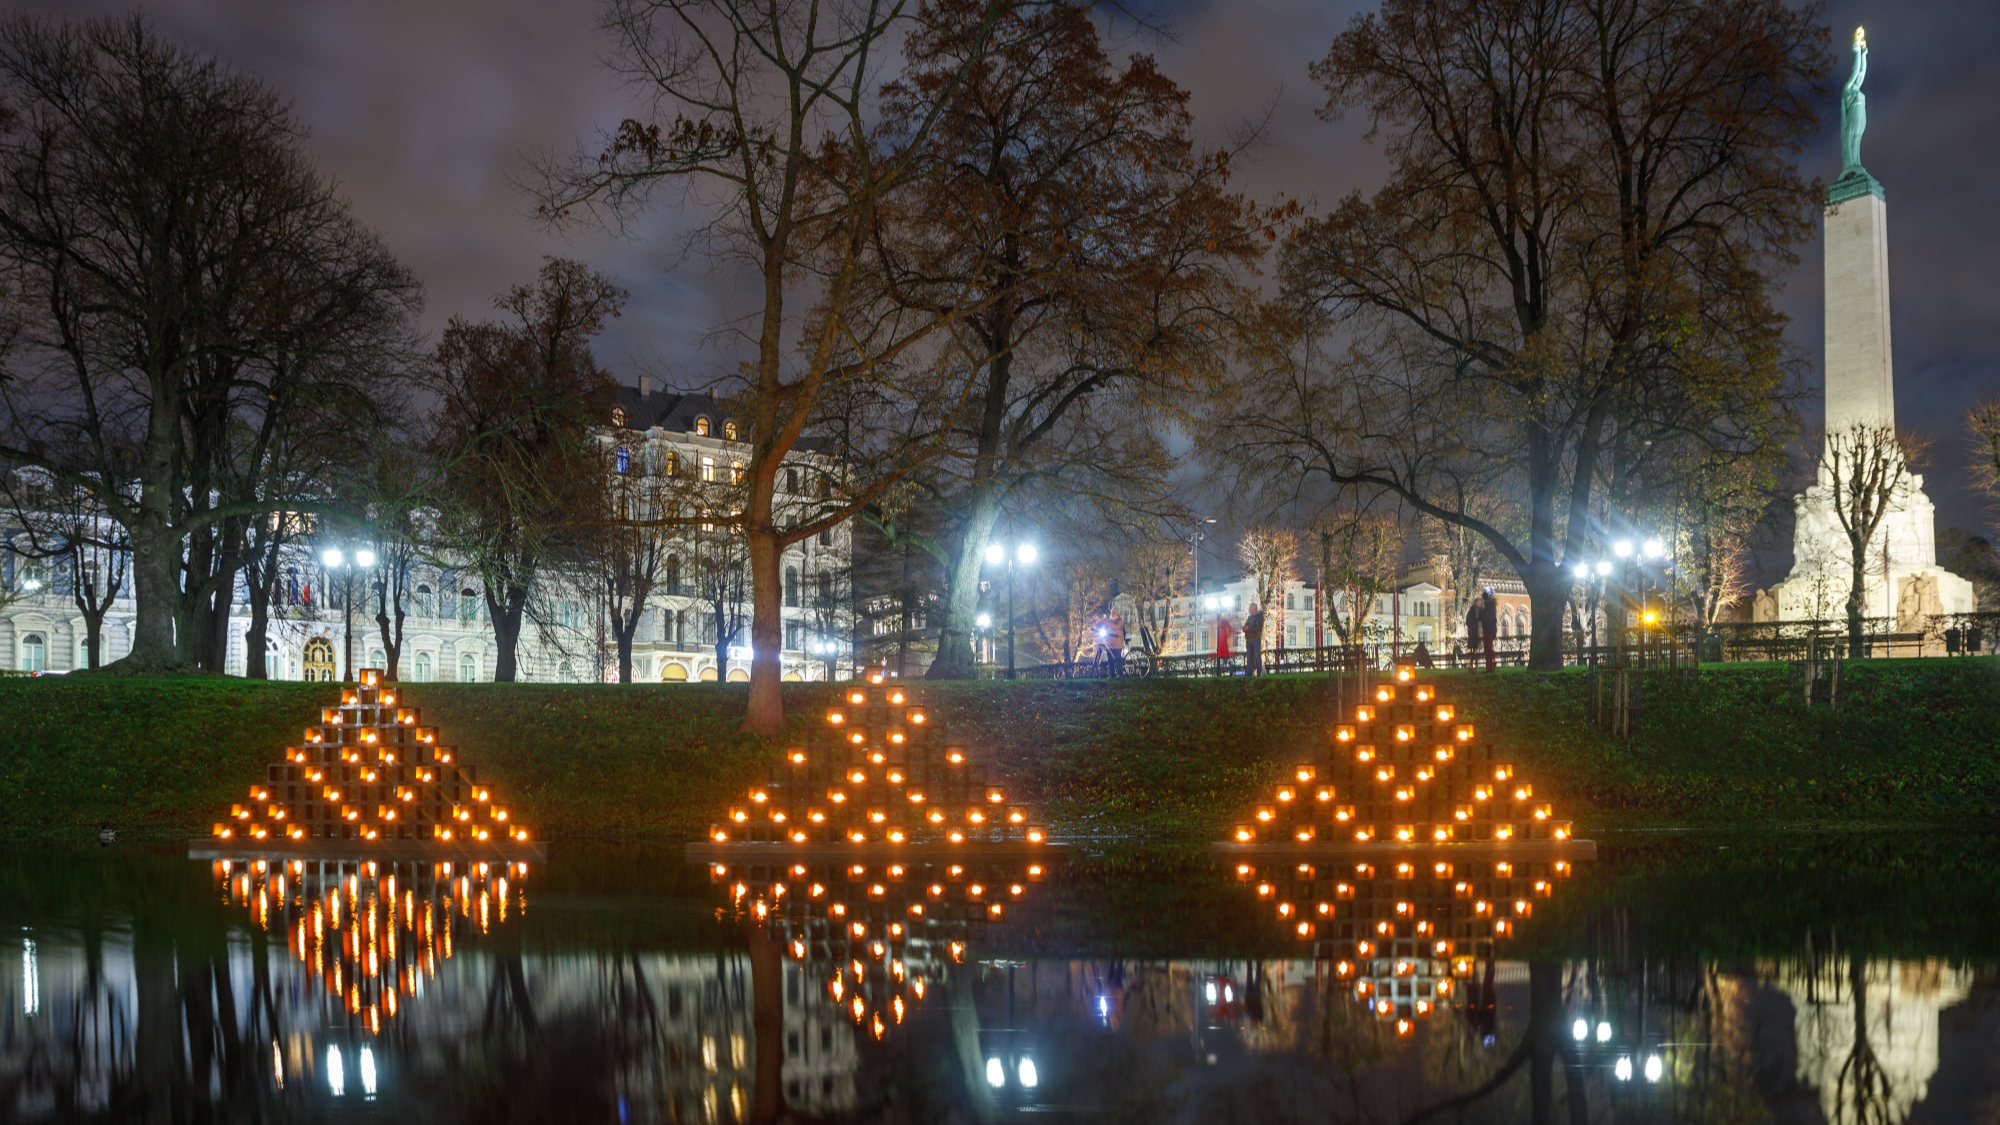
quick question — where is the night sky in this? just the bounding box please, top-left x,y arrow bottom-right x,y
19,0 -> 1999,534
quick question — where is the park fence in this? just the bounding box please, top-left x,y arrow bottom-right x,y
998,610 -> 2000,681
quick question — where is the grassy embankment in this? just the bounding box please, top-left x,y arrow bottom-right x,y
1,658 -> 1996,844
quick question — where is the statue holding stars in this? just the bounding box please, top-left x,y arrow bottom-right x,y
1841,27 -> 1868,176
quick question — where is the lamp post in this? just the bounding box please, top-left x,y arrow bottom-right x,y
983,542 -> 1037,679
975,612 -> 993,672
1573,537 -> 1671,668
321,544 -> 377,683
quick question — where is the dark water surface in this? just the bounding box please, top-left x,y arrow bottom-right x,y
3,833 -> 1997,1124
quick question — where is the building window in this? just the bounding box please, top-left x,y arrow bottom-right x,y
818,572 -> 833,603
667,451 -> 681,477
785,566 -> 800,607
460,588 -> 479,622
675,609 -> 689,648
786,621 -> 802,650
612,406 -> 626,427
701,455 -> 716,482
786,467 -> 799,493
695,416 -> 710,437
413,652 -> 433,682
368,649 -> 385,669
665,555 -> 681,594
818,527 -> 831,547
415,584 -> 433,618
700,508 -> 713,532
459,653 -> 478,682
724,420 -> 738,441
19,633 -> 45,672
559,661 -> 576,683
616,446 -> 631,474
730,460 -> 743,484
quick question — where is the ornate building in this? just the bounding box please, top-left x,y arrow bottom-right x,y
0,385 -> 852,682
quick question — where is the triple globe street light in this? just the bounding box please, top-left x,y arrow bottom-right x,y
321,544 -> 377,683
983,541 -> 1037,680
1572,537 -> 1669,661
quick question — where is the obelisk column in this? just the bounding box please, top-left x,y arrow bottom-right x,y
1823,27 -> 1892,434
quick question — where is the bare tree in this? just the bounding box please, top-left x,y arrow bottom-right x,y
1813,422 -> 1926,658
1,466 -> 128,668
1237,527 -> 1299,658
423,259 -> 623,681
1970,398 -> 2000,518
536,0 -> 1057,733
588,440 -> 685,682
1229,0 -> 1825,670
0,15 -> 421,672
1316,511 -> 1404,649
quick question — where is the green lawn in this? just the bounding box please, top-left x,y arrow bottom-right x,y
2,658 -> 1996,843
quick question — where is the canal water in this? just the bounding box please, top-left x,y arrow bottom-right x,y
2,833 -> 1995,1123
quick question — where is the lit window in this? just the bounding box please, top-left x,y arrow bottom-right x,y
730,461 -> 744,484
724,420 -> 738,441
666,451 -> 680,476
701,456 -> 715,482
695,416 -> 710,436
615,447 -> 630,474
612,407 -> 626,427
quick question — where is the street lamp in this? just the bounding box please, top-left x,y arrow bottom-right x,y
984,541 -> 1037,679
321,544 -> 377,683
975,612 -> 993,669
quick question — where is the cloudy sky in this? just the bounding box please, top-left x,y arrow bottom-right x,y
19,0 -> 1999,533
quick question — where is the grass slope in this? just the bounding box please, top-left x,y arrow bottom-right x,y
2,658 -> 1996,843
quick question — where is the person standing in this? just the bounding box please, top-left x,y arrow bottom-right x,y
1479,588 -> 1499,672
1463,597 -> 1483,670
1215,610 -> 1234,671
1243,602 -> 1267,675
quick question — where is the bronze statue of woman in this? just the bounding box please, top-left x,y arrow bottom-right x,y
1841,27 -> 1867,175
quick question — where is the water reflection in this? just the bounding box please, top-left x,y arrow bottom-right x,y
2,843 -> 1996,1122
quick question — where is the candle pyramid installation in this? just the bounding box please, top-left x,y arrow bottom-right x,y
192,669 -> 544,861
213,856 -> 527,1035
692,670 -> 1057,857
1217,661 -> 1591,1036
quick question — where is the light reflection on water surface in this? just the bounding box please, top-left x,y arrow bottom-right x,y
1,839 -> 1996,1123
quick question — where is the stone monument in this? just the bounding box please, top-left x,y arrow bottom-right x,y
1763,28 -> 1976,626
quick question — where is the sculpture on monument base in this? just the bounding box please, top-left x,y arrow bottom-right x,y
1840,27 -> 1867,176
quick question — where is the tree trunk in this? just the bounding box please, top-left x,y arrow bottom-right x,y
927,490 -> 1003,681
125,520 -> 183,672
1847,541 -> 1868,659
489,585 -> 528,682
613,610 -> 637,683
1525,566 -> 1572,671
245,568 -> 271,680
375,598 -> 405,681
743,525 -> 784,734
82,611 -> 105,670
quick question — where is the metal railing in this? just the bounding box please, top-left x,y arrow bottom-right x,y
998,612 -> 2000,680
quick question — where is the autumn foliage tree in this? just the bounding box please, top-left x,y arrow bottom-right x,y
1230,0 -> 1827,670
870,1 -> 1266,681
424,258 -> 622,681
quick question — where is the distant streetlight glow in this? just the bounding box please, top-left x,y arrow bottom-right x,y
1017,1058 -> 1038,1088
1644,1054 -> 1664,1082
976,613 -> 991,628
322,547 -> 343,568
1572,1018 -> 1589,1041
985,1057 -> 1005,1088
1613,540 -> 1634,558
1642,538 -> 1664,559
